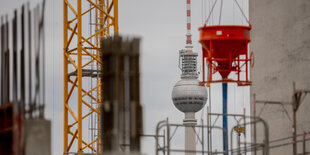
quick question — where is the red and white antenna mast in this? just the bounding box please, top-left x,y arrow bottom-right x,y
178,0 -> 198,79
185,0 -> 193,52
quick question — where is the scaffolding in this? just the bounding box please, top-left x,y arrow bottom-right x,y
0,1 -> 48,154
154,112 -> 269,155
253,83 -> 310,155
154,84 -> 310,155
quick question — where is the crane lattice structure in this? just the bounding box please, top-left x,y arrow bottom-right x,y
63,0 -> 118,153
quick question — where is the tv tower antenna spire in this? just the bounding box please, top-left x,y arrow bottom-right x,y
185,0 -> 193,52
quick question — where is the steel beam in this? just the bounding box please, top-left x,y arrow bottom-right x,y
63,0 -> 118,153
222,83 -> 228,155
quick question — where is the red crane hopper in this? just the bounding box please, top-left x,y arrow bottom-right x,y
199,25 -> 253,86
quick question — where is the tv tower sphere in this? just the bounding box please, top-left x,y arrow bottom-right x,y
172,50 -> 208,113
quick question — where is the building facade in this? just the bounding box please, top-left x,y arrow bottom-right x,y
250,0 -> 310,154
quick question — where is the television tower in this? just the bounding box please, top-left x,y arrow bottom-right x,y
172,0 -> 208,154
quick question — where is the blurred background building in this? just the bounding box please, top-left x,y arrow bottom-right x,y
250,0 -> 310,154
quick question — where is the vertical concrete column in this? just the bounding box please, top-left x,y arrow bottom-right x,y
184,112 -> 196,155
24,119 -> 51,155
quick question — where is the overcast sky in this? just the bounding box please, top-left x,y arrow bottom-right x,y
1,0 -> 250,154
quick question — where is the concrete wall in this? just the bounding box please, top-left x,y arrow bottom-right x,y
250,0 -> 310,154
24,119 -> 51,155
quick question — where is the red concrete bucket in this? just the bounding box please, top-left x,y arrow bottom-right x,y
199,25 -> 251,79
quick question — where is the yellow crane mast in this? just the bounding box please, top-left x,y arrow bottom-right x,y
63,0 -> 118,154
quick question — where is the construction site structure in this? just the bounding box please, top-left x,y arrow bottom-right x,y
250,0 -> 310,154
63,0 -> 118,154
101,36 -> 143,154
0,1 -> 51,155
154,111 -> 270,155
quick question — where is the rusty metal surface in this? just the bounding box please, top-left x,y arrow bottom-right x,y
28,4 -> 32,112
20,5 -> 25,113
1,16 -> 10,105
12,10 -> 17,103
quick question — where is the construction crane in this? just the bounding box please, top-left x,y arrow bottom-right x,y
63,0 -> 118,154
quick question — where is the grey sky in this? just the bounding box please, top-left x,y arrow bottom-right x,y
1,0 -> 250,154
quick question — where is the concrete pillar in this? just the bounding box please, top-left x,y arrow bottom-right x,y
184,112 -> 196,155
24,119 -> 51,155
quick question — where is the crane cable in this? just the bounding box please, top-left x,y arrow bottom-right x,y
198,0 -> 206,142
204,0 -> 250,25
234,83 -> 236,113
233,0 -> 250,25
52,1 -> 55,153
233,0 -> 235,25
219,0 -> 223,25
204,0 -> 218,25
